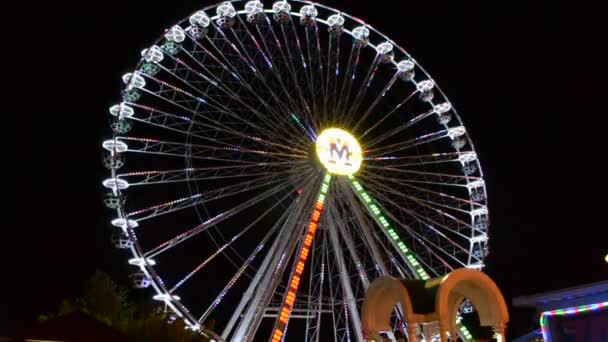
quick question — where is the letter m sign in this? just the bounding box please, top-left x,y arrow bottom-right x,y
328,140 -> 353,166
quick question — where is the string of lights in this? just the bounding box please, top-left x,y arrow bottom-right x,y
348,176 -> 430,280
271,174 -> 331,342
540,301 -> 608,341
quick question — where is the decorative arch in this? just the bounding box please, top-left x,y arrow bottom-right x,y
436,268 -> 509,340
361,269 -> 508,341
361,276 -> 416,340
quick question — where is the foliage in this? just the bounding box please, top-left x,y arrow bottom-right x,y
82,270 -> 136,330
38,269 -> 211,342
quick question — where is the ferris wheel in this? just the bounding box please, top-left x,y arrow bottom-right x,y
102,1 -> 490,341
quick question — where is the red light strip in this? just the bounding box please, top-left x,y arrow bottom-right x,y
271,175 -> 331,342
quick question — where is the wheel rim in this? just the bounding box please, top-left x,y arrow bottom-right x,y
102,1 -> 490,340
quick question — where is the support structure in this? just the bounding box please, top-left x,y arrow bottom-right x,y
327,199 -> 365,342
270,174 -> 332,342
225,176 -> 323,341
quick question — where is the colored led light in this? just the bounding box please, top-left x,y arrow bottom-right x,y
540,301 -> 608,341
290,113 -> 316,142
459,324 -> 474,341
271,175 -> 332,342
349,177 -> 431,283
127,194 -> 202,217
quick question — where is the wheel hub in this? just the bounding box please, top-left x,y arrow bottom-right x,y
315,128 -> 362,175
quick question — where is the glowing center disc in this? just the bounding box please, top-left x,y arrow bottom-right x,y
315,128 -> 362,175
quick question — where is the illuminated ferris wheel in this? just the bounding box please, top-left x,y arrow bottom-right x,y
102,1 -> 490,341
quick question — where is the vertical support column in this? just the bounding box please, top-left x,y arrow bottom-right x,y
221,222 -> 286,339
327,201 -> 365,342
407,323 -> 418,342
228,177 -> 321,341
342,180 -> 390,276
324,239 -> 340,342
439,322 -> 449,342
270,174 -> 332,342
304,229 -> 327,342
333,206 -> 371,289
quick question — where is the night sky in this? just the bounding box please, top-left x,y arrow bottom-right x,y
4,0 -> 606,339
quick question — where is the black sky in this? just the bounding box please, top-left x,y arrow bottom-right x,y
4,0 -> 606,338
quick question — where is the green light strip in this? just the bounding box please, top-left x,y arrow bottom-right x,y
290,113 -> 315,141
460,326 -> 473,341
457,316 -> 473,341
348,176 -> 430,280
349,175 -> 473,341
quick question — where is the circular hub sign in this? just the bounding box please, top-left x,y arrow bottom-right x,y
315,128 -> 362,175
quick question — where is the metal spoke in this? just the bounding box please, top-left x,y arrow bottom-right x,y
361,183 -> 467,271
165,47 -> 304,145
352,72 -> 401,134
359,90 -> 418,140
119,164 -> 301,186
128,172 -> 304,222
335,43 -> 360,124
143,174 -> 309,259
326,196 -> 364,342
342,54 -> 381,127
126,102 -> 307,155
170,187 -> 298,292
139,72 -> 309,150
359,172 -> 479,208
364,128 -> 448,157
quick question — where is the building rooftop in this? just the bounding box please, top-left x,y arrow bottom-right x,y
512,280 -> 608,312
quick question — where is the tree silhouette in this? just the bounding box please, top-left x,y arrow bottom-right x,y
37,269 -> 211,342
